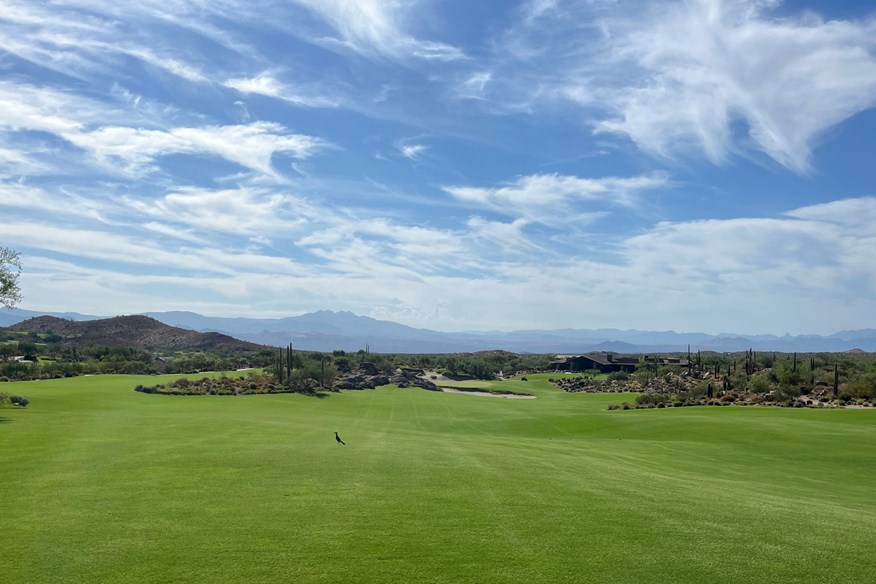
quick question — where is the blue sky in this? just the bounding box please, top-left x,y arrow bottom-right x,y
2,0 -> 876,334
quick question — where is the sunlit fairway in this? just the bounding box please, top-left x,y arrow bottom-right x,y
2,373 -> 874,583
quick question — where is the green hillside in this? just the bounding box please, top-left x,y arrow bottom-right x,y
1,374 -> 874,583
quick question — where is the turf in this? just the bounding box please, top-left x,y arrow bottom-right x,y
1,373 -> 874,583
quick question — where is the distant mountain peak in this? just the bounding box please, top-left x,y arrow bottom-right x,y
4,314 -> 264,353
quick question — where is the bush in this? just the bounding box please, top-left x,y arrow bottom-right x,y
10,395 -> 28,407
635,393 -> 673,407
608,371 -> 630,381
607,404 -> 620,411
748,373 -> 770,393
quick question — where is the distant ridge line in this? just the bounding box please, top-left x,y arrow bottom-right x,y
1,308 -> 873,353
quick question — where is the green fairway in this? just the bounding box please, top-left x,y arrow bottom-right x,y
2,374 -> 874,583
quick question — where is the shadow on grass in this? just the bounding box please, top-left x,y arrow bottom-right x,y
0,416 -> 11,424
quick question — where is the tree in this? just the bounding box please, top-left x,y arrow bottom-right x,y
0,247 -> 22,308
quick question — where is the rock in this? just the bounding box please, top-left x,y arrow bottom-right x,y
359,362 -> 380,375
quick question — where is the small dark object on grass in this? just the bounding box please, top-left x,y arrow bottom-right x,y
335,432 -> 346,445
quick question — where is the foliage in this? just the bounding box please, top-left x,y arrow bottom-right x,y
0,392 -> 28,407
0,246 -> 22,309
747,372 -> 771,393
136,373 -> 316,396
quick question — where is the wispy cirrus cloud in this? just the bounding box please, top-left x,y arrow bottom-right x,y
396,142 -> 429,161
490,0 -> 876,173
126,187 -> 314,236
1,0 -> 873,336
0,1 -> 212,82
444,172 -> 670,224
0,183 -> 110,220
290,0 -> 465,61
66,123 -> 328,177
9,194 -> 875,332
0,81 -> 328,178
593,0 -> 876,173
224,72 -> 343,108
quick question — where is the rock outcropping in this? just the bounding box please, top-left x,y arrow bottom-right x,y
333,366 -> 440,391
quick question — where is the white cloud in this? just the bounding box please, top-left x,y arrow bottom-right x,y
126,187 -> 312,236
0,83 -> 326,181
0,183 -> 113,220
0,147 -> 52,176
141,222 -> 209,245
444,172 -> 669,224
2,222 -> 205,271
65,123 -> 328,177
224,73 -> 342,108
491,0 -> 876,173
0,82 -> 95,134
0,2 -> 211,83
122,47 -> 209,83
398,143 -> 428,161
592,0 -> 876,172
466,216 -> 546,256
290,0 -> 465,61
455,72 -> 493,100
785,197 -> 876,235
7,195 -> 876,333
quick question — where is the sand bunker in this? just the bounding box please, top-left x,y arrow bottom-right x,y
441,387 -> 535,399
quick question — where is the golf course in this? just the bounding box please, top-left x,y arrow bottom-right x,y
2,373 -> 874,583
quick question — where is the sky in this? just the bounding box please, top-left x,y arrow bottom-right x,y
1,0 -> 876,335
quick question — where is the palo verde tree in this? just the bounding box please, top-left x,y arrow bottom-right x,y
0,246 -> 22,309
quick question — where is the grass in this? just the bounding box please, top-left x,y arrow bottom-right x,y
1,373 -> 874,583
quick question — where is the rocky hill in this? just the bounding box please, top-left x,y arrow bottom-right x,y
4,315 -> 266,354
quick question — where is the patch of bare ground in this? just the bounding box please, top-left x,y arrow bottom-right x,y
440,387 -> 536,399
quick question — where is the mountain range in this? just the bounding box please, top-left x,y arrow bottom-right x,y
3,314 -> 264,354
2,308 -> 873,353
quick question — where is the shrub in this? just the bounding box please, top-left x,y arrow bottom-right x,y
746,372 -> 771,393
607,404 -> 620,411
608,371 -> 629,381
10,395 -> 28,407
635,393 -> 671,407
